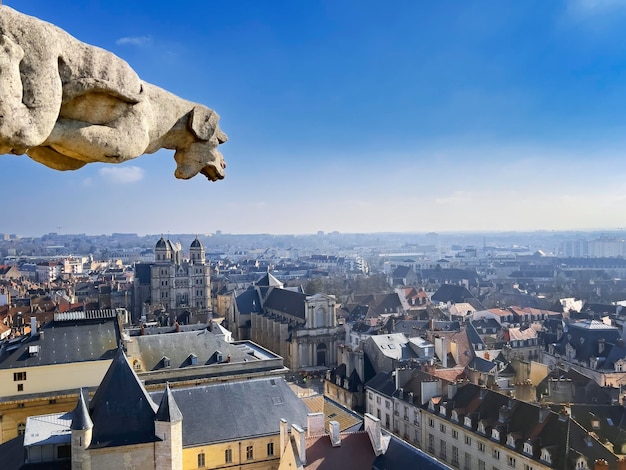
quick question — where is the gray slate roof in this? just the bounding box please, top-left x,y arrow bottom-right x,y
132,327 -> 255,371
89,348 -> 158,448
150,377 -> 309,446
0,317 -> 119,369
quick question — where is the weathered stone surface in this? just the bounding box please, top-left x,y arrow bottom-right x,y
0,5 -> 226,181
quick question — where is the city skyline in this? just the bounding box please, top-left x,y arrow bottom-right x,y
3,0 -> 626,236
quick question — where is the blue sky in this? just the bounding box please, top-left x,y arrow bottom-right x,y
3,0 -> 626,235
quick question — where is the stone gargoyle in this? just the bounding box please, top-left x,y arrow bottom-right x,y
0,5 -> 226,181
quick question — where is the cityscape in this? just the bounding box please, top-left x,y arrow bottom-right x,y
1,229 -> 626,468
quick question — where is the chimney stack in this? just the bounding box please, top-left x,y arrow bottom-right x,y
329,421 -> 341,447
30,317 -> 37,336
280,419 -> 289,454
292,424 -> 306,465
307,412 -> 325,437
364,413 -> 384,456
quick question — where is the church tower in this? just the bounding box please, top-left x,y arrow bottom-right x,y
189,236 -> 205,265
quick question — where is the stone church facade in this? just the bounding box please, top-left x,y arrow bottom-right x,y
247,273 -> 343,371
149,237 -> 211,321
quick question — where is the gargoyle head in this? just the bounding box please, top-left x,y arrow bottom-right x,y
174,106 -> 227,181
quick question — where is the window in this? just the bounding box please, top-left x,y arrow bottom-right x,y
429,418 -> 435,428
493,449 -> 500,459
464,435 -> 471,446
428,433 -> 435,453
452,446 -> 459,467
464,452 -> 471,469
440,423 -> 446,433
17,422 -> 26,435
524,465 -> 534,470
17,384 -> 23,392
57,445 -> 71,459
478,460 -> 485,470
267,442 -> 274,456
508,455 -> 516,467
440,439 -> 447,461
246,445 -> 253,460
225,449 -> 232,463
197,453 -> 205,467
478,441 -> 485,453
385,400 -> 390,409
376,396 -> 381,404
452,429 -> 459,439
13,372 -> 26,381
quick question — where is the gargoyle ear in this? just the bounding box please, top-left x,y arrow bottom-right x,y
189,106 -> 219,141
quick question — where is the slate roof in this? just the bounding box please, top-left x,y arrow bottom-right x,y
554,319 -> 622,362
372,435 -> 449,470
70,389 -> 92,431
235,287 -> 262,315
431,284 -> 475,303
255,272 -> 283,287
427,383 -> 621,469
365,372 -> 395,398
0,317 -> 120,370
155,384 -> 182,423
264,288 -> 306,319
132,327 -> 254,371
89,347 -> 158,448
150,377 -> 309,446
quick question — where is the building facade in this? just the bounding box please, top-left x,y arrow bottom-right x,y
150,237 -> 211,320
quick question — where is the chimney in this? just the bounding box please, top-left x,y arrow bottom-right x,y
280,419 -> 289,454
30,317 -> 37,336
307,412 -> 325,437
292,424 -> 306,465
441,336 -> 448,368
329,420 -> 341,447
595,460 -> 609,470
364,413 -> 384,456
398,388 -> 404,400
447,382 -> 458,399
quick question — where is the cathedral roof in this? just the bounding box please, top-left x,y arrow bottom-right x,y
155,237 -> 167,249
190,237 -> 203,249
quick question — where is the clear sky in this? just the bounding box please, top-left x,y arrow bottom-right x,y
3,0 -> 626,236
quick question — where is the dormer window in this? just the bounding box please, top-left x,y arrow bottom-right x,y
429,401 -> 435,412
492,429 -> 500,441
523,442 -> 533,456
507,434 -> 515,448
478,422 -> 485,434
439,405 -> 446,416
451,410 -> 459,422
591,419 -> 600,429
541,448 -> 552,464
464,416 -> 472,428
